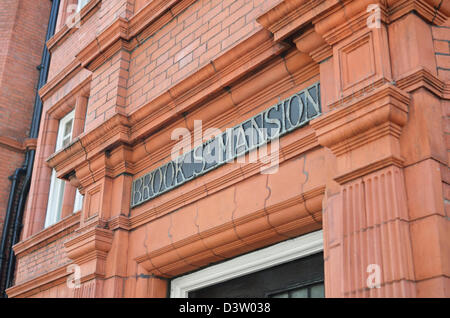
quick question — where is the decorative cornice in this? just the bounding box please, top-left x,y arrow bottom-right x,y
328,78 -> 390,109
444,82 -> 450,99
258,0 -> 449,50
129,29 -> 289,139
6,265 -> 70,298
45,30 -> 291,185
64,227 -> 113,264
129,128 -> 320,230
23,138 -> 38,151
47,113 -> 131,181
47,75 -> 92,119
0,136 -> 26,153
129,57 -> 318,182
39,60 -> 82,102
108,215 -> 131,231
314,1 -> 389,46
334,155 -> 404,184
129,0 -> 196,40
0,137 -> 36,153
76,18 -> 131,71
293,27 -> 332,63
331,121 -> 403,156
311,83 -> 410,149
396,67 -> 446,98
257,0 -> 339,42
46,0 -> 103,53
13,212 -> 81,258
135,186 -> 325,277
388,0 -> 450,25
76,0 -> 197,72
40,0 -> 192,100
311,83 -> 410,184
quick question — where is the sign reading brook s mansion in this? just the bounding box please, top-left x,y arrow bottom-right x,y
131,82 -> 321,207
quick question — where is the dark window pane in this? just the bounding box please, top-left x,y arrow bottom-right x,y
289,288 -> 308,298
310,283 -> 325,298
184,252 -> 324,298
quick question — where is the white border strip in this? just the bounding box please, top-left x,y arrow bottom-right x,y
170,230 -> 324,298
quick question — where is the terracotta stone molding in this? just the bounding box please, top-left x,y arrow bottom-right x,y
257,0 -> 340,42
129,130 -> 320,230
313,0 -> 390,46
47,114 -> 131,183
45,30 -> 295,182
388,0 -> 450,25
311,83 -> 410,183
76,17 -> 131,71
39,60 -> 82,102
40,0 -> 193,101
135,186 -> 325,278
128,30 -> 290,140
128,0 -> 197,40
23,138 -> 38,151
108,215 -> 132,231
46,0 -> 103,53
76,0 -> 197,72
0,136 -> 26,153
444,82 -> 450,99
53,123 -> 320,231
130,56 -> 318,178
13,212 -> 80,259
294,27 -> 333,63
64,226 -> 113,280
396,66 -> 449,98
258,0 -> 448,47
6,265 -> 70,298
0,137 -> 37,153
46,75 -> 92,118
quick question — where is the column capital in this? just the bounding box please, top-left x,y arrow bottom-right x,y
311,83 -> 410,184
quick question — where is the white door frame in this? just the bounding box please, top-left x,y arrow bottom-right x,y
170,230 -> 324,298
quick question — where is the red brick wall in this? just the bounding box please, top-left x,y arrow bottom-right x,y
48,0 -> 134,81
15,232 -> 75,284
48,8 -> 99,80
0,0 -> 51,241
84,0 -> 282,131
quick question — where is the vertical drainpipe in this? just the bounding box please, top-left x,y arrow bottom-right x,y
0,0 -> 60,298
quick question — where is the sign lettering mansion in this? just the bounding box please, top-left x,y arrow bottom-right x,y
131,82 -> 321,207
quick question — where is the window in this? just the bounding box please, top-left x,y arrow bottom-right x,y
44,111 -> 75,228
269,282 -> 325,298
76,0 -> 90,12
170,230 -> 324,298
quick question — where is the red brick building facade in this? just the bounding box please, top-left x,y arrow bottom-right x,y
0,0 -> 51,285
1,0 -> 449,298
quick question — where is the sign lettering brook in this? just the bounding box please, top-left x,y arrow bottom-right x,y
131,82 -> 321,207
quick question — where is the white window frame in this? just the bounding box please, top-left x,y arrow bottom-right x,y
76,0 -> 90,12
170,230 -> 324,298
44,110 -> 75,228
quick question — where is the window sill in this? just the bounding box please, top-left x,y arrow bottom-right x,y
46,0 -> 102,53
